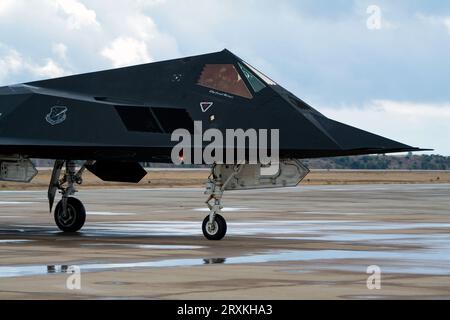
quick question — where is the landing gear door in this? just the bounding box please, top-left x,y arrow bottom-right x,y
215,159 -> 310,191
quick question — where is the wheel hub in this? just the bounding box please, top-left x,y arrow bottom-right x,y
206,221 -> 219,235
58,205 -> 75,226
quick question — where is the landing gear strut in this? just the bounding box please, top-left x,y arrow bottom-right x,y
48,160 -> 93,232
202,164 -> 243,241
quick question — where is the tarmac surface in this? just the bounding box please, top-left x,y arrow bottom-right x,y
0,184 -> 449,299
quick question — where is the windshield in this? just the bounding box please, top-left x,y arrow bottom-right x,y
197,64 -> 253,99
238,62 -> 266,93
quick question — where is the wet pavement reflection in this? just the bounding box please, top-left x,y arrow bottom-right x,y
0,184 -> 449,291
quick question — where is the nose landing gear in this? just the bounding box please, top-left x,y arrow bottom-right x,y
202,164 -> 243,241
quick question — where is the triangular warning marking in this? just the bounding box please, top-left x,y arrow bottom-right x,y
200,102 -> 214,113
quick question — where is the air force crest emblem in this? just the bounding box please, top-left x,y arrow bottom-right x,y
46,106 -> 68,125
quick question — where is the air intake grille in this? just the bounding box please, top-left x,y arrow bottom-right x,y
115,106 -> 162,133
152,107 -> 194,134
115,106 -> 194,134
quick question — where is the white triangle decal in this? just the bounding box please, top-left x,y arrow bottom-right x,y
200,102 -> 214,113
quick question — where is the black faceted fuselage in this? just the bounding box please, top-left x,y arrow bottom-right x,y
0,49 -> 423,162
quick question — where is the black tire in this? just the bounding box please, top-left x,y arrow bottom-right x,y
202,214 -> 227,240
54,197 -> 86,232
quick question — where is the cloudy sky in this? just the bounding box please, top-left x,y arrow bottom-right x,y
1,0 -> 449,155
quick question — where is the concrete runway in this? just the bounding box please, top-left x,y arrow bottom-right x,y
0,184 -> 449,299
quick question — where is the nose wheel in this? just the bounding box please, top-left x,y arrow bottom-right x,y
202,214 -> 227,241
54,197 -> 86,232
202,164 -> 243,241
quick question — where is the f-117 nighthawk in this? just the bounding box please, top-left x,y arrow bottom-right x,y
0,49 -> 425,240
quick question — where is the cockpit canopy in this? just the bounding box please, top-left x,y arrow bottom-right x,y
197,61 -> 276,99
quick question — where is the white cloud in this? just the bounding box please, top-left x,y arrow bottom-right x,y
127,13 -> 158,41
321,100 -> 450,155
53,0 -> 100,30
416,13 -> 450,34
0,43 -> 68,82
371,100 -> 450,118
99,11 -> 179,68
28,59 -> 66,78
135,0 -> 167,7
101,37 -> 151,68
0,48 -> 23,82
122,13 -> 179,61
445,18 -> 450,34
0,0 -> 15,15
0,1 -> 179,81
52,42 -> 68,60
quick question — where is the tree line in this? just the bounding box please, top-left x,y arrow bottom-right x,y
33,154 -> 450,170
303,154 -> 450,170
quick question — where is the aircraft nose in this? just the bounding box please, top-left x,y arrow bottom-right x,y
310,113 -> 417,152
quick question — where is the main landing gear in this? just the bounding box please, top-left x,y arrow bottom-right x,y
48,160 -> 93,233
